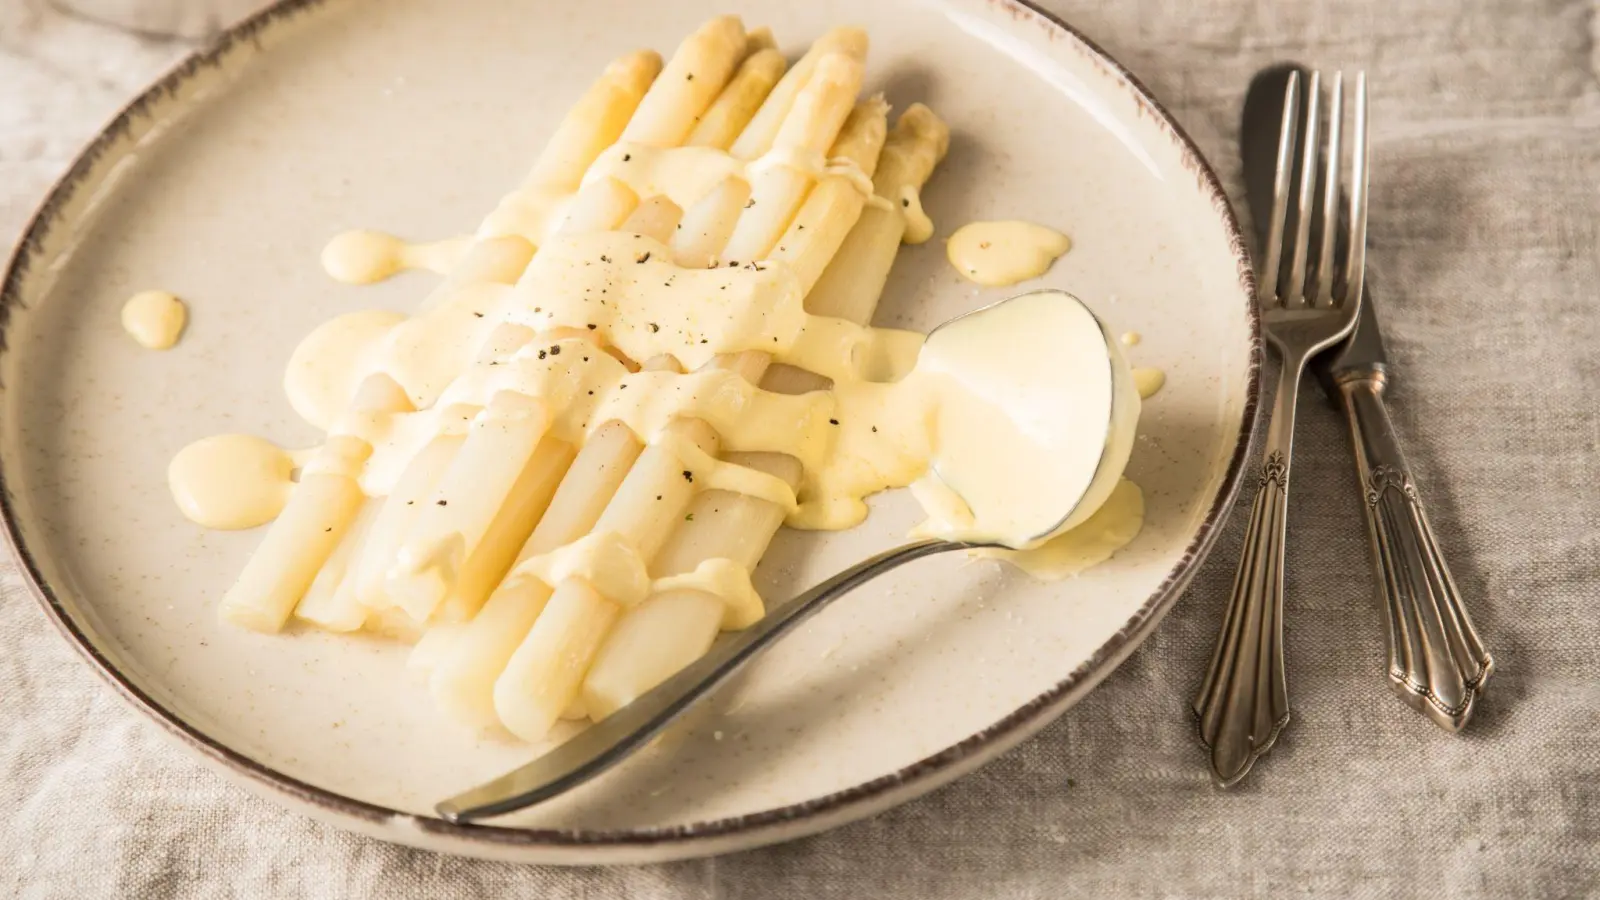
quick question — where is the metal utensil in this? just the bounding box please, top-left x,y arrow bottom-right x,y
1243,66 -> 1494,732
1194,70 -> 1367,787
437,289 -> 1137,822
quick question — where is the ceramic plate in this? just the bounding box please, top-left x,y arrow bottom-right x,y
0,0 -> 1258,863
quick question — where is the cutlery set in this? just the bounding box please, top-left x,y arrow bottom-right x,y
1194,65 -> 1494,786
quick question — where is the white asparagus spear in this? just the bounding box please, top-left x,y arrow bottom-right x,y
523,50 -> 664,191
495,577 -> 621,739
765,95 -> 890,292
433,437 -> 576,623
219,374 -> 412,632
801,102 -> 951,331
669,176 -> 751,269
730,27 -> 868,160
581,452 -> 801,717
423,422 -> 643,727
386,391 -> 554,622
477,50 -> 661,243
686,48 -> 786,150
743,26 -> 776,55
293,498 -> 382,631
719,52 -> 864,266
620,195 -> 685,240
350,435 -> 464,611
490,413 -> 737,741
553,176 -> 641,238
621,16 -> 747,147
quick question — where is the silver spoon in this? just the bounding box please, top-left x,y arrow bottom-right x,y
436,288 -> 1138,823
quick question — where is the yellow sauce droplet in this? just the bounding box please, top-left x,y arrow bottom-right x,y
168,434 -> 296,529
946,221 -> 1071,287
1121,331 -> 1141,347
320,231 -> 473,285
985,479 -> 1144,579
1133,367 -> 1166,399
899,185 -> 934,244
121,290 -> 187,350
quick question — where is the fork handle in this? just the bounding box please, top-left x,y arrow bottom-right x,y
1336,372 -> 1494,731
1194,359 -> 1300,787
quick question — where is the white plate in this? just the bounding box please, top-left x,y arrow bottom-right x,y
0,0 -> 1258,863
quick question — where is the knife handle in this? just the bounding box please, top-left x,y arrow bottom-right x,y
1337,372 -> 1494,731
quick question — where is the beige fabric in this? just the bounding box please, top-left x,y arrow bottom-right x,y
3,0 -> 1597,896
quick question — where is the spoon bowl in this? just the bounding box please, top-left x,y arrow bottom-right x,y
919,288 -> 1141,548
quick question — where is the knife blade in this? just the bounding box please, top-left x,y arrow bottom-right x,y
1239,64 -> 1494,731
1240,63 -> 1387,394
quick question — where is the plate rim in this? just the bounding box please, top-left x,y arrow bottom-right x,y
0,0 -> 1262,860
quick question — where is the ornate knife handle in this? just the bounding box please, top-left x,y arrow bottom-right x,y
1194,370 -> 1298,787
1337,372 -> 1493,731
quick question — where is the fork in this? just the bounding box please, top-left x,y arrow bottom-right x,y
1194,70 -> 1368,787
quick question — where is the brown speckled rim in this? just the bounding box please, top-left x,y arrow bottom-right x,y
0,0 -> 1262,862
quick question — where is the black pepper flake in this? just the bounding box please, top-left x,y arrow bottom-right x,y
324,527 -> 332,532
871,426 -> 878,433
902,198 -> 910,207
700,338 -> 708,344
588,390 -> 594,395
797,224 -> 805,230
622,153 -> 632,161
436,500 -> 448,506
744,198 -> 755,209
656,494 -> 662,501
550,345 -> 561,355
727,260 -> 739,267
472,311 -> 484,318
600,254 -> 612,263
648,323 -> 660,333
829,418 -> 839,425
687,72 -> 695,80
406,500 -> 415,505
682,470 -> 694,483
587,323 -> 598,330
582,356 -> 590,362
534,306 -> 542,313
636,251 -> 651,264
685,512 -> 695,521
538,350 -> 547,359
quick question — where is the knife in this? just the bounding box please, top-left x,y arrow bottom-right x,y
1240,65 -> 1494,732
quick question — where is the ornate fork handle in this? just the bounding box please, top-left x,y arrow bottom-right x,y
1194,362 -> 1300,787
1337,372 -> 1493,730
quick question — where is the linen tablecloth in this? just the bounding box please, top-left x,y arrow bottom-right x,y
3,0 -> 1597,896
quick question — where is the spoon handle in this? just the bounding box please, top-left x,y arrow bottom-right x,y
437,537 -> 973,822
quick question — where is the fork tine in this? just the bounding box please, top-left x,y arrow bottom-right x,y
1258,71 -> 1300,305
1314,72 -> 1343,308
1344,71 -> 1370,308
1285,71 -> 1321,308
